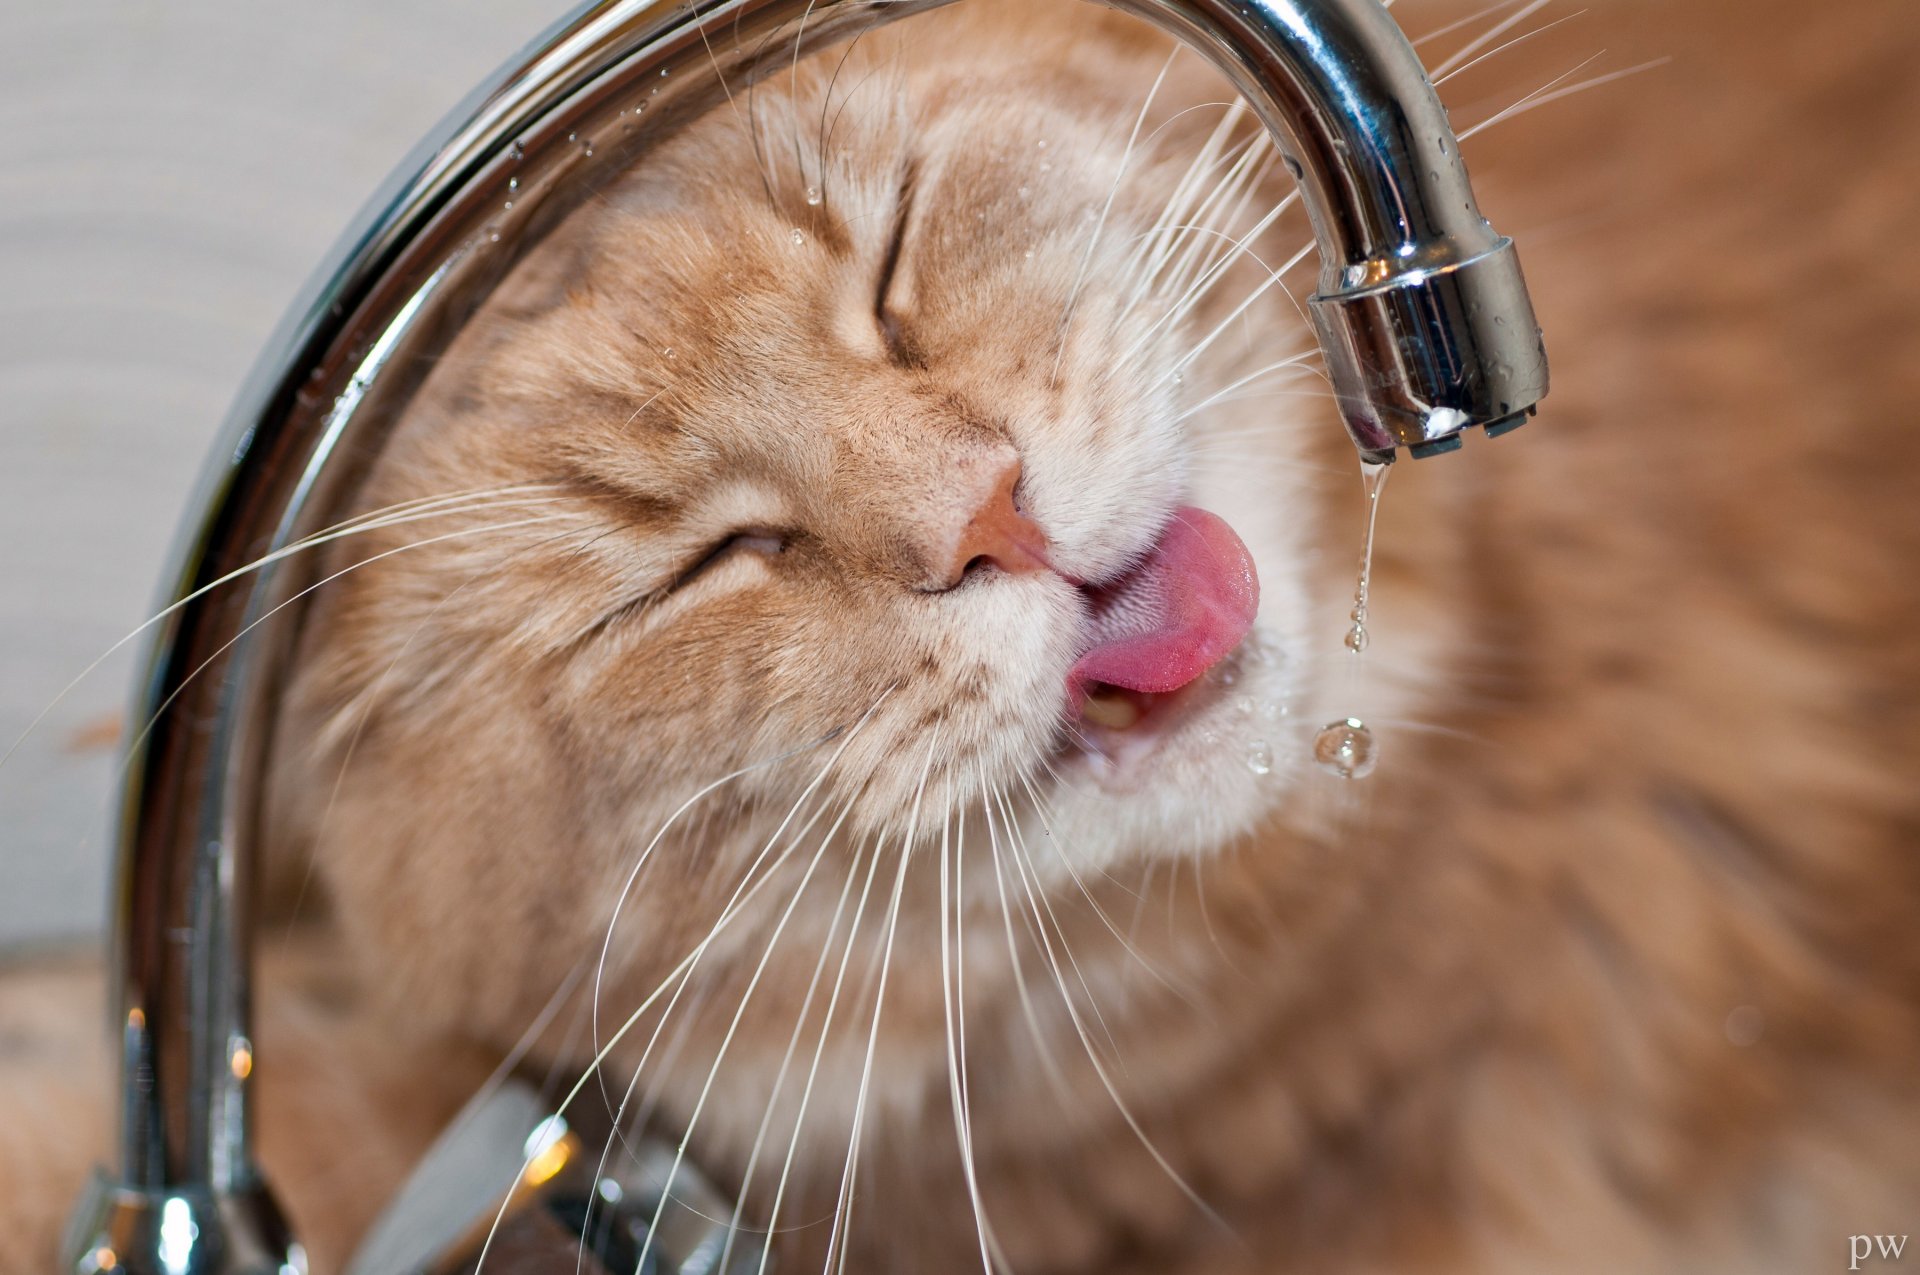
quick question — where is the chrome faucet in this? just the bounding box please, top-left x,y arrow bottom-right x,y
60,1 -> 1546,1271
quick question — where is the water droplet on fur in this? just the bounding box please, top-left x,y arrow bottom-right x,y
1024,248 -> 1035,259
1036,139 -> 1048,149
1247,741 -> 1274,775
1312,718 -> 1376,780
508,177 -> 520,192
1171,370 -> 1184,385
582,143 -> 595,157
805,185 -> 822,206
661,346 -> 675,360
567,132 -> 577,143
790,228 -> 805,245
1263,699 -> 1289,721
1236,696 -> 1254,717
1039,161 -> 1052,173
1018,185 -> 1031,197
508,140 -> 526,162
503,200 -> 514,211
1220,667 -> 1238,686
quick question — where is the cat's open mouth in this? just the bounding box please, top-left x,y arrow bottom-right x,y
1065,506 -> 1258,772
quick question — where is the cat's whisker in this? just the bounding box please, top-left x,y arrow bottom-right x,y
292,522 -> 607,928
1051,46 -> 1180,383
1460,55 -> 1671,138
1411,0 -> 1535,50
821,734 -> 936,1275
1427,0 -> 1557,81
1433,9 -> 1585,88
1172,236 -> 1315,373
1172,353 -> 1319,424
992,784 -> 1123,1064
631,788 -> 861,1275
1119,208 -> 1298,366
981,787 -> 1077,1107
940,785 -> 1007,1275
992,786 -> 1232,1238
590,694 -> 891,1063
107,513 -> 576,841
718,805 -> 872,1273
0,487 -> 563,775
1145,137 -> 1275,310
469,690 -> 892,1274
753,828 -> 887,1275
1120,98 -> 1253,289
1009,770 -> 1202,1012
584,696 -> 892,1157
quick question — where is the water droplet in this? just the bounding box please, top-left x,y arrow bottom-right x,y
1236,696 -> 1255,717
1036,139 -> 1048,149
582,143 -> 594,158
1281,155 -> 1304,179
1220,667 -> 1238,687
1039,161 -> 1052,173
1017,185 -> 1031,197
804,185 -> 822,206
488,231 -> 501,243
790,228 -> 805,245
662,346 -> 676,360
660,67 -> 670,77
567,132 -> 578,144
503,200 -> 514,211
1246,740 -> 1273,775
1171,370 -> 1184,385
508,177 -> 520,192
1312,718 -> 1377,780
1023,248 -> 1035,260
508,140 -> 526,162
1263,699 -> 1289,721
1342,459 -> 1390,655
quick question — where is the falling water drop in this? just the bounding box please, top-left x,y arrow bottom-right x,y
1312,718 -> 1376,779
1345,458 -> 1390,655
1246,740 -> 1274,775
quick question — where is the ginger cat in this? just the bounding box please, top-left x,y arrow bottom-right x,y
5,1 -> 1918,1272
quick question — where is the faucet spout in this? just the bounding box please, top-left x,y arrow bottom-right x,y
1135,0 -> 1550,460
63,2 -> 1546,1272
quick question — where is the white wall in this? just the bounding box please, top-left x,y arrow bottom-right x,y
0,1 -> 566,950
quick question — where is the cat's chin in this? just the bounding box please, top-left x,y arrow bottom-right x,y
1060,674 -> 1229,791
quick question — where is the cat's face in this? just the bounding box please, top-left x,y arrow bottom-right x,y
280,5 -> 1364,1043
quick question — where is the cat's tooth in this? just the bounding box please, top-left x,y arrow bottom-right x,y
1082,691 -> 1142,731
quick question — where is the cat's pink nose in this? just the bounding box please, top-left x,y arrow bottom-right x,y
940,461 -> 1050,588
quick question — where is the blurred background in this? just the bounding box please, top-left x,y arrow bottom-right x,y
0,2 -> 558,952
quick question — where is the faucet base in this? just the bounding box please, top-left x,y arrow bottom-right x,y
59,1172 -> 305,1275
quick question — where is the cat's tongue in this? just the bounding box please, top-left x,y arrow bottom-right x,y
1070,507 -> 1258,699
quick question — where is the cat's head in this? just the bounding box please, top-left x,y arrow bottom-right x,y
274,3 -> 1411,1036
